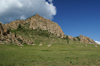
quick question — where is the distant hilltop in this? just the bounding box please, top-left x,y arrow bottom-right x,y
67,35 -> 97,44
0,14 -> 97,45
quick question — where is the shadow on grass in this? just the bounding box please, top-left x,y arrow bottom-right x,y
59,50 -> 68,51
42,50 -> 52,51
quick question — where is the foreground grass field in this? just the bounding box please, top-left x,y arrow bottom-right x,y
0,43 -> 100,66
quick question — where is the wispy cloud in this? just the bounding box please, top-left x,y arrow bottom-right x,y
0,0 -> 57,24
95,41 -> 100,44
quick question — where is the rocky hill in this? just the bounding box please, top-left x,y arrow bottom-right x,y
77,35 -> 97,44
67,35 -> 97,44
0,14 -> 97,45
4,14 -> 66,38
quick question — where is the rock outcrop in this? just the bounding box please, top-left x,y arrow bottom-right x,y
4,14 -> 66,38
0,23 -> 10,35
4,19 -> 25,30
67,35 -> 96,44
29,14 -> 66,38
67,35 -> 74,40
0,23 -> 34,46
77,35 -> 97,44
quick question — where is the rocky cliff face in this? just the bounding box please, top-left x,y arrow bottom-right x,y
4,14 -> 66,38
78,35 -> 97,44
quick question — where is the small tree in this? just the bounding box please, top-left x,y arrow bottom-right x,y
17,24 -> 22,30
66,35 -> 69,44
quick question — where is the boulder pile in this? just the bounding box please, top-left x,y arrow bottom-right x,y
0,23 -> 34,46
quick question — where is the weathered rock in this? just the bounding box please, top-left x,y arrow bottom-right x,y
0,23 -> 10,36
78,35 -> 88,43
74,38 -> 78,41
17,43 -> 23,46
11,38 -> 15,42
32,44 -> 36,45
7,34 -> 12,39
68,35 -> 74,40
4,20 -> 25,30
4,36 -> 8,39
78,35 -> 97,44
29,14 -> 66,38
6,39 -> 11,43
85,45 -> 87,47
0,35 -> 5,41
3,41 -> 8,44
39,44 -> 42,46
0,23 -> 5,35
0,41 -> 4,44
12,33 -> 15,38
94,45 -> 97,47
0,23 -> 35,46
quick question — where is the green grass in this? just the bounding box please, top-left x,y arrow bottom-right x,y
0,43 -> 100,66
5,25 -> 100,66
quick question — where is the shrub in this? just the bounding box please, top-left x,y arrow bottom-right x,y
66,35 -> 69,44
17,24 -> 22,30
76,36 -> 80,41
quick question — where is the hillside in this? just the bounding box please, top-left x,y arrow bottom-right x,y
4,14 -> 66,38
0,14 -> 97,46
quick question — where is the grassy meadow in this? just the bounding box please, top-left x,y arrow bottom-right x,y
0,26 -> 100,66
0,42 -> 100,66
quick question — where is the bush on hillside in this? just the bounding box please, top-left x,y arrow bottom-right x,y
17,24 -> 22,30
76,36 -> 80,41
37,30 -> 50,37
66,35 -> 69,44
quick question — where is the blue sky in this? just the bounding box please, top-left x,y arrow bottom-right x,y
52,0 -> 100,41
0,0 -> 100,42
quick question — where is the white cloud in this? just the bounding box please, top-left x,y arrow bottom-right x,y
0,0 -> 57,24
20,15 -> 26,20
95,41 -> 100,45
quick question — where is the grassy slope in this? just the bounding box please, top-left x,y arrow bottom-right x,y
0,43 -> 100,66
1,24 -> 100,66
